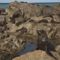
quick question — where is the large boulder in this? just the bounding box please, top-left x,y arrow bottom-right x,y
13,50 -> 60,60
6,2 -> 42,18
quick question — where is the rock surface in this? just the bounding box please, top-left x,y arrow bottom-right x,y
13,50 -> 60,60
0,1 -> 60,60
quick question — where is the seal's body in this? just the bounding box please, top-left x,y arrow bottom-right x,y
37,30 -> 57,60
37,30 -> 55,51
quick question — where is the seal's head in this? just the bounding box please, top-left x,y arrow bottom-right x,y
37,30 -> 47,42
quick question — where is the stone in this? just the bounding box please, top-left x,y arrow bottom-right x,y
53,15 -> 60,22
0,2 -> 60,60
12,50 -> 59,60
55,45 -> 60,55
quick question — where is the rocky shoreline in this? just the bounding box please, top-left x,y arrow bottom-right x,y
0,2 -> 60,60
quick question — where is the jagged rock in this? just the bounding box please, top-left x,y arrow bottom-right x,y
7,23 -> 18,33
0,2 -> 60,60
6,7 -> 20,18
6,2 -> 42,18
51,24 -> 60,45
42,6 -> 60,16
0,15 -> 27,60
53,15 -> 60,22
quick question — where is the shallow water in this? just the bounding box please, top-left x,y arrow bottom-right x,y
0,3 -> 9,9
16,43 -> 37,56
0,3 -> 60,9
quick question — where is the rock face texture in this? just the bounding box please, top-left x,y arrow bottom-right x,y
0,15 -> 27,60
0,1 -> 60,60
13,50 -> 60,60
6,2 -> 42,18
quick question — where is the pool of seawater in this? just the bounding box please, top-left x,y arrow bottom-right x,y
0,3 -> 9,9
16,43 -> 37,56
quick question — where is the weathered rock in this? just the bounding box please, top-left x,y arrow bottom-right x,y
43,17 -> 52,23
42,6 -> 60,16
0,15 -> 27,60
0,2 -> 60,60
12,50 -> 60,60
30,16 -> 44,23
53,15 -> 60,22
51,24 -> 60,45
0,51 -> 12,60
55,45 -> 60,55
6,2 -> 42,19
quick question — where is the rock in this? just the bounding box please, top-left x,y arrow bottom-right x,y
0,2 -> 60,60
42,6 -> 60,16
43,17 -> 52,23
55,45 -> 60,55
13,50 -> 58,60
0,15 -> 5,22
6,2 -> 42,18
6,7 -> 20,18
0,51 -> 13,60
7,23 -> 18,33
30,16 -> 44,23
0,8 -> 6,15
53,15 -> 60,22
11,16 -> 26,26
0,15 -> 27,60
52,24 -> 60,45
